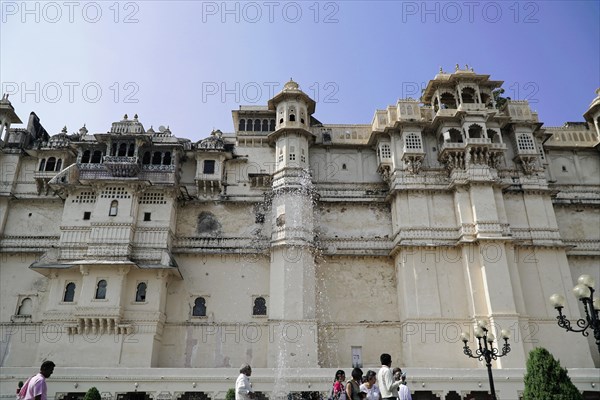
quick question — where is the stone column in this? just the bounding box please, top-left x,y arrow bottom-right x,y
267,169 -> 318,369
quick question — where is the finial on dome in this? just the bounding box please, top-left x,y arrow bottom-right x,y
284,78 -> 299,90
134,113 -> 138,120
61,126 -> 67,133
465,64 -> 469,70
124,114 -> 128,120
439,66 -> 443,73
455,64 -> 459,71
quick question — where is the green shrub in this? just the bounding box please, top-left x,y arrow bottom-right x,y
83,387 -> 101,400
226,388 -> 236,400
523,347 -> 582,400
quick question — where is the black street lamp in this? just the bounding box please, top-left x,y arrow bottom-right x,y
461,320 -> 511,400
550,274 -> 600,353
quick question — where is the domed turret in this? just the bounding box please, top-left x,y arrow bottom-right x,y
268,79 -> 316,132
267,80 -> 316,172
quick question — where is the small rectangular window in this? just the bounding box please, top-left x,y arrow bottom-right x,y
83,212 -> 91,220
203,160 -> 216,174
144,212 -> 151,221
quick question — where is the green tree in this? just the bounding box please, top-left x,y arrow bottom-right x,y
83,387 -> 101,400
225,388 -> 236,400
523,347 -> 582,400
492,88 -> 509,109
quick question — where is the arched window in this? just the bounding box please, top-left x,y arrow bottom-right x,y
142,151 -> 151,165
81,150 -> 91,163
91,150 -> 102,163
118,143 -> 127,156
440,92 -> 456,109
39,159 -> 46,171
95,280 -> 107,299
111,143 -> 117,156
17,298 -> 33,316
254,119 -> 261,131
45,157 -> 56,171
63,282 -> 76,302
461,87 -> 476,103
128,143 -> 135,157
152,152 -> 162,165
262,119 -> 269,131
289,114 -> 296,122
488,129 -> 501,143
193,297 -> 206,317
447,128 -> 463,143
109,200 -> 118,216
481,93 -> 492,107
55,159 -> 62,171
270,119 -> 276,131
468,124 -> 483,139
279,118 -> 284,124
135,282 -> 147,302
246,119 -> 254,131
239,119 -> 246,131
163,152 -> 172,165
253,297 -> 267,316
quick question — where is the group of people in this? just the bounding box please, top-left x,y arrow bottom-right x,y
22,357 -> 409,400
235,354 -> 411,400
328,354 -> 411,400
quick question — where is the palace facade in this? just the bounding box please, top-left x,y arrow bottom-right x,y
1,68 -> 599,400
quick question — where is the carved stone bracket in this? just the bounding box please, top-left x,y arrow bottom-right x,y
403,155 -> 424,174
377,164 -> 392,183
440,150 -> 465,173
516,155 -> 539,175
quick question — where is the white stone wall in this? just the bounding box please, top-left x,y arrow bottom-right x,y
2,73 -> 600,400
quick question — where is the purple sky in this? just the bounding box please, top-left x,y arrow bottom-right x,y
1,1 -> 599,141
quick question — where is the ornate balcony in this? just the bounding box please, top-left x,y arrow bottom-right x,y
34,171 -> 58,195
68,306 -> 133,335
103,156 -> 140,177
458,103 -> 488,112
439,138 -> 506,172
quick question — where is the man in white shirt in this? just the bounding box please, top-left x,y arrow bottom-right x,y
235,364 -> 254,400
376,354 -> 400,400
397,373 -> 412,400
23,361 -> 55,400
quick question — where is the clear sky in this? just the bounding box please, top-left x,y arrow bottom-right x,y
1,1 -> 599,142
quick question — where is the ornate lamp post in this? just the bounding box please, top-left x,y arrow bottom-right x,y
550,274 -> 600,353
461,320 -> 511,400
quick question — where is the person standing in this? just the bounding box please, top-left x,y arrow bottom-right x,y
359,370 -> 381,400
397,373 -> 412,400
23,361 -> 55,400
346,368 -> 363,400
330,370 -> 347,400
376,354 -> 400,400
235,364 -> 254,400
